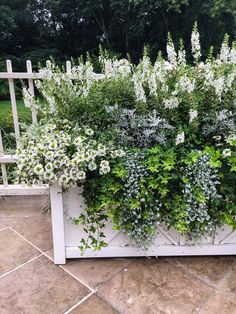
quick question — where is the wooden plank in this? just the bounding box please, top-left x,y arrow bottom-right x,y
6,60 -> 20,146
26,60 -> 37,123
0,155 -> 18,163
65,243 -> 236,259
0,72 -> 104,80
0,184 -> 49,196
50,183 -> 66,264
0,131 -> 8,186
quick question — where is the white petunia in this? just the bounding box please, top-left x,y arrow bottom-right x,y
34,164 -> 44,175
78,171 -> 86,180
99,160 -> 111,175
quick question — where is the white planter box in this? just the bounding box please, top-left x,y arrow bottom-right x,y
50,183 -> 236,264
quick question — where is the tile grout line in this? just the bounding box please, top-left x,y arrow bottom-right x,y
59,265 -> 96,293
8,226 -> 96,292
42,252 -> 96,292
0,254 -> 43,279
0,226 -> 10,232
9,226 -> 46,254
63,291 -> 95,314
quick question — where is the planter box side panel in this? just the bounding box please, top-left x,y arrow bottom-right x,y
62,187 -> 236,259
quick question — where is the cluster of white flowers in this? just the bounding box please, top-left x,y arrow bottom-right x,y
189,109 -> 198,123
132,74 -> 146,103
178,75 -> 195,93
166,38 -> 177,67
191,24 -> 201,62
16,123 -> 125,189
163,96 -> 179,109
103,58 -> 131,78
175,131 -> 185,145
22,87 -> 38,112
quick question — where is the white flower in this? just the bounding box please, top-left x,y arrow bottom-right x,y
84,128 -> 94,136
178,75 -> 195,93
175,132 -> 185,145
88,162 -> 97,171
111,149 -> 125,158
34,164 -> 44,175
133,74 -> 146,103
178,49 -> 186,65
148,73 -> 157,96
189,109 -> 198,123
58,174 -> 69,186
97,144 -> 107,156
213,77 -> 225,98
163,96 -> 179,109
222,149 -> 231,157
220,42 -> 230,63
78,171 -> 86,180
191,26 -> 201,61
99,160 -> 111,175
45,162 -> 54,171
166,39 -> 177,67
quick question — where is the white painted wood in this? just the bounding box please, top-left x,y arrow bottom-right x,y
0,155 -> 18,163
0,72 -> 104,80
66,61 -> 72,74
26,60 -> 37,123
48,184 -> 236,264
0,184 -> 49,196
50,183 -> 66,264
0,130 -> 8,186
66,244 -> 236,259
6,60 -> 20,146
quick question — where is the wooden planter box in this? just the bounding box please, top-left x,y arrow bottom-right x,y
50,183 -> 236,264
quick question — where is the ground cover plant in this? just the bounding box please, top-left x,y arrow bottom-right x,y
16,24 -> 236,252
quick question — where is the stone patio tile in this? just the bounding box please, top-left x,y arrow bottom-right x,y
218,263 -> 236,296
46,249 -> 133,289
71,294 -> 119,313
0,228 -> 40,275
98,258 -> 213,314
201,292 -> 236,314
0,195 -> 49,217
166,256 -> 236,284
0,255 -> 90,314
10,215 -> 53,252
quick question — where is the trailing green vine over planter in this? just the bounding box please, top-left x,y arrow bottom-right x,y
16,24 -> 236,252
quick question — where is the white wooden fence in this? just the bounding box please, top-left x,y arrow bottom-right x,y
0,59 -> 75,196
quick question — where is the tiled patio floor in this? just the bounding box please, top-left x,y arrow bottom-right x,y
1,196 -> 236,314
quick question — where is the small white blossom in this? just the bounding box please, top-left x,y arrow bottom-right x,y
222,149 -> 231,157
34,164 -> 44,175
163,96 -> 179,109
189,109 -> 198,123
175,132 -> 185,145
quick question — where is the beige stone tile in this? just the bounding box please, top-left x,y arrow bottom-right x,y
0,228 -> 40,275
219,263 -> 236,296
98,258 -> 213,314
167,256 -> 236,284
50,251 -> 133,289
0,255 -> 90,314
71,294 -> 119,314
10,215 -> 53,252
0,195 -> 49,217
201,292 -> 236,314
